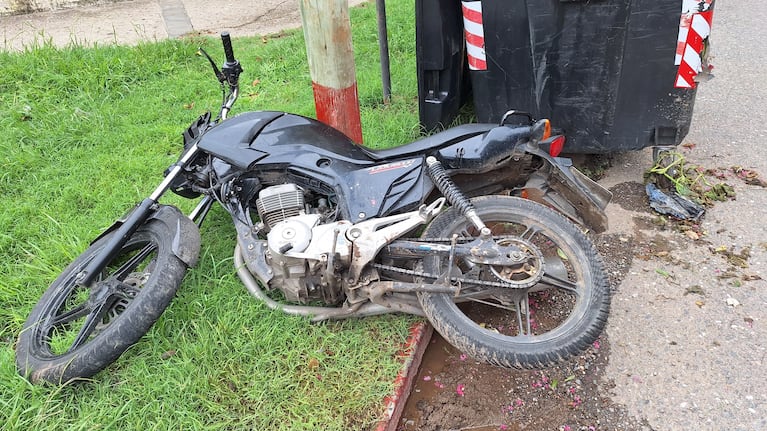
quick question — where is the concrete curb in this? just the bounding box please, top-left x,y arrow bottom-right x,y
374,321 -> 432,431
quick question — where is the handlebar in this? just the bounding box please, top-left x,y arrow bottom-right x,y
221,32 -> 236,64
197,32 -> 244,121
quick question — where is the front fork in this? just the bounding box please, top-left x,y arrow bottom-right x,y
75,143 -> 204,287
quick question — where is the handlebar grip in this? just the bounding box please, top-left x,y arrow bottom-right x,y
221,32 -> 236,64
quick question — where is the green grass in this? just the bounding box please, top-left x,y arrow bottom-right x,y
0,2 -> 423,429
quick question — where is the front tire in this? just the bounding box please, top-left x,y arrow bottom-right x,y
16,209 -> 193,384
418,196 -> 610,369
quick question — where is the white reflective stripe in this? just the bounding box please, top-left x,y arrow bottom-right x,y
683,45 -> 702,72
676,75 -> 693,88
462,0 -> 482,14
681,0 -> 699,13
466,42 -> 485,61
462,18 -> 484,37
691,13 -> 711,38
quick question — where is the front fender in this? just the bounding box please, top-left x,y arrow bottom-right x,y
92,204 -> 201,268
522,145 -> 612,233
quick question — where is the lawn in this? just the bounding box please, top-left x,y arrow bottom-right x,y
0,1 -> 428,429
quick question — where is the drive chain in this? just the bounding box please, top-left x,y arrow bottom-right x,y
372,263 -> 537,290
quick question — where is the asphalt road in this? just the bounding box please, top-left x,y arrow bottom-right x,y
2,1 -> 765,430
600,2 -> 767,430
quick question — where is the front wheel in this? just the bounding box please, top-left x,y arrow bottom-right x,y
16,207 -> 196,384
418,196 -> 610,369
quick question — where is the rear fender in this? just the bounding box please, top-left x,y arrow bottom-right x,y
521,144 -> 612,233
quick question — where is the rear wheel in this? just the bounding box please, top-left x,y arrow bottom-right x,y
16,215 -> 190,384
418,196 -> 610,369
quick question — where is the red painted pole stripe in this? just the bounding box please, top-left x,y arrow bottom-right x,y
468,55 -> 487,71
464,30 -> 484,48
676,61 -> 696,88
312,81 -> 363,144
461,3 -> 483,24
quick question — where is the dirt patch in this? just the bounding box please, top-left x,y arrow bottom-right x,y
396,181 -> 657,431
398,332 -> 652,431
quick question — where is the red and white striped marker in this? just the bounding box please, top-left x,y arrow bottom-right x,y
462,1 -> 487,71
299,0 -> 363,143
674,0 -> 714,89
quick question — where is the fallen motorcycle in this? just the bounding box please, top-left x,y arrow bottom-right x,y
16,33 -> 612,384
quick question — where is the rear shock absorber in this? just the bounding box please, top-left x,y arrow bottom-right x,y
426,156 -> 491,237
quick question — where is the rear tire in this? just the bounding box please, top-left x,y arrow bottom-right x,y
418,196 -> 610,369
16,212 -> 191,384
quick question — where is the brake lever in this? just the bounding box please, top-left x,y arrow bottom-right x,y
198,47 -> 226,84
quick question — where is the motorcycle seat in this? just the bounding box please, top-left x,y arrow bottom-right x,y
361,124 -> 494,160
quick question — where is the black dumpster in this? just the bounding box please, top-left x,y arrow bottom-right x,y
416,0 -> 715,153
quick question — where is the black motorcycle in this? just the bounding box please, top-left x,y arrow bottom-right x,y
16,33 -> 612,384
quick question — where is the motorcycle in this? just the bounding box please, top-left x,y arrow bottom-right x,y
16,33 -> 612,384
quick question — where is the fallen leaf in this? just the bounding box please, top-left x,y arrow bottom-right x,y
695,300 -> 705,308
685,230 -> 700,240
183,102 -> 195,110
684,285 -> 706,296
252,79 -> 261,86
742,273 -> 762,281
655,268 -> 670,278
308,357 -> 320,370
161,350 -> 176,360
726,297 -> 741,307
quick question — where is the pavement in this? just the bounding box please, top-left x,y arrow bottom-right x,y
599,2 -> 767,429
2,1 -> 766,430
1,0 -> 366,51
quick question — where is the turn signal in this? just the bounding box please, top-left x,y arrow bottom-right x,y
542,119 -> 551,140
530,119 -> 552,142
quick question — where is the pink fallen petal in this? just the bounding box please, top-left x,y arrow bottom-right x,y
593,340 -> 601,350
499,425 -> 509,431
456,383 -> 465,396
515,398 -> 524,407
459,354 -> 467,361
423,375 -> 432,381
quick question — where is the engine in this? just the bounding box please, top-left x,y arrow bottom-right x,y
255,184 -> 351,304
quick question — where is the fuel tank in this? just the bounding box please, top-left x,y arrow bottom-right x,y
196,111 -> 497,222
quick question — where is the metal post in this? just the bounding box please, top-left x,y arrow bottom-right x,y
376,0 -> 392,103
299,0 -> 364,144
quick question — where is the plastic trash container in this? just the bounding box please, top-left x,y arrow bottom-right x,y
416,0 -> 715,153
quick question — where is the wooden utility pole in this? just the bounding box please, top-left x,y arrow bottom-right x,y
299,0 -> 364,144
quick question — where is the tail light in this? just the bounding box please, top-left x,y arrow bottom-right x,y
548,135 -> 566,157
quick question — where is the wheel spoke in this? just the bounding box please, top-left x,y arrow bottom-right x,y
513,293 -> 532,336
67,298 -> 111,352
112,244 -> 155,280
464,296 -> 517,312
48,304 -> 91,329
519,225 -> 540,242
540,273 -> 580,296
